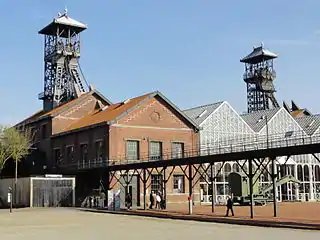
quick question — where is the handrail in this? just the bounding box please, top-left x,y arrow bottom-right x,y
57,128 -> 320,169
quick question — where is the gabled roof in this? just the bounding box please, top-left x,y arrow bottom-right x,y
39,13 -> 87,37
241,108 -> 280,132
240,46 -> 278,64
295,114 -> 320,136
16,90 -> 112,127
183,102 -> 224,125
55,91 -> 200,136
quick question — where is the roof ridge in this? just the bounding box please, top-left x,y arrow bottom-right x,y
240,107 -> 281,116
184,101 -> 224,111
113,91 -> 156,105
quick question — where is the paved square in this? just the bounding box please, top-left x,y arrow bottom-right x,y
0,208 -> 318,239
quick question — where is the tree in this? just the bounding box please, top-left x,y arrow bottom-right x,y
0,125 -> 33,175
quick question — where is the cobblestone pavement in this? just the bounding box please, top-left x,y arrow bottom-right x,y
0,208 -> 318,240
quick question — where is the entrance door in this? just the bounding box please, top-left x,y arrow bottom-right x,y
120,175 -> 139,209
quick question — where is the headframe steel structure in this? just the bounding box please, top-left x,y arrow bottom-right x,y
38,9 -> 88,111
241,43 -> 279,113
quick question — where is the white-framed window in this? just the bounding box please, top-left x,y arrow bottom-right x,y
126,140 -> 139,161
151,174 -> 163,193
149,141 -> 162,161
80,143 -> 88,165
66,145 -> 74,164
95,141 -> 103,163
171,142 -> 184,159
173,175 -> 185,193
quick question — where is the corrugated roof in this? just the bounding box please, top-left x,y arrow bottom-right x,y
41,92 -> 90,118
184,102 -> 224,125
240,46 -> 278,64
39,13 -> 87,36
241,108 -> 280,132
295,115 -> 320,135
59,91 -> 200,134
63,92 -> 152,131
20,110 -> 45,124
16,90 -> 112,127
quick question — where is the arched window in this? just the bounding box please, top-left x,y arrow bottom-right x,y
303,165 -> 309,181
232,163 -> 240,173
224,163 -> 232,181
242,163 -> 248,174
297,165 -> 303,181
315,165 -> 320,182
215,163 -> 223,182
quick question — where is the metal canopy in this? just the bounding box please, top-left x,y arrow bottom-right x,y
240,46 -> 278,64
39,12 -> 87,37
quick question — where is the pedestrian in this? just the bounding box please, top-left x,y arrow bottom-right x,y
125,192 -> 132,210
149,191 -> 154,209
225,196 -> 234,217
160,195 -> 165,209
156,192 -> 161,209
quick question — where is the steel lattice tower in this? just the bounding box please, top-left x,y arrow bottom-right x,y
38,9 -> 88,111
241,44 -> 280,113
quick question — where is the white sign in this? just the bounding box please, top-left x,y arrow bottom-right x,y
107,190 -> 121,211
114,190 -> 120,211
7,193 -> 11,203
107,190 -> 114,209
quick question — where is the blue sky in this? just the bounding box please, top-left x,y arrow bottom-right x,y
1,0 -> 320,125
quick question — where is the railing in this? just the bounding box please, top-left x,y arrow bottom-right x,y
107,129 -> 320,166
58,158 -> 109,170
57,128 -> 320,169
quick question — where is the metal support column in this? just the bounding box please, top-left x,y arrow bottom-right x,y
248,158 -> 254,218
106,168 -> 110,209
143,169 -> 147,210
163,167 -> 167,209
271,157 -> 278,217
188,164 -> 193,215
210,163 -> 215,213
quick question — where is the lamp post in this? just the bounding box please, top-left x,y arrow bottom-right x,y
14,158 -> 17,208
261,115 -> 269,149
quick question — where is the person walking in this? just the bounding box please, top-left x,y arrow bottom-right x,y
225,197 -> 234,217
125,192 -> 132,210
149,191 -> 154,209
156,192 -> 161,209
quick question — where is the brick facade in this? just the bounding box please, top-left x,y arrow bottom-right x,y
17,91 -> 200,206
108,95 -> 200,205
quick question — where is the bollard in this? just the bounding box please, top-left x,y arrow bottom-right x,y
188,196 -> 192,215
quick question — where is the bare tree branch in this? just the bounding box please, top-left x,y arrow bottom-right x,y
0,124 -> 34,172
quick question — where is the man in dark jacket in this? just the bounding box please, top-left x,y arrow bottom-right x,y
125,193 -> 132,210
225,197 -> 234,216
149,191 -> 154,209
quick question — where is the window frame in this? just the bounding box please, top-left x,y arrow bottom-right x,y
171,142 -> 184,159
125,140 -> 140,162
149,141 -> 163,161
173,174 -> 185,193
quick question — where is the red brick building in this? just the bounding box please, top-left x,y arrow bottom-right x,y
16,89 -> 200,206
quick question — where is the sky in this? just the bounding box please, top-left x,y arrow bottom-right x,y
1,0 -> 320,125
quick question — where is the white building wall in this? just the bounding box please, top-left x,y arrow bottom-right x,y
198,104 -> 320,203
200,102 -> 256,152
256,108 -> 314,201
198,102 -> 256,202
258,108 -> 307,144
